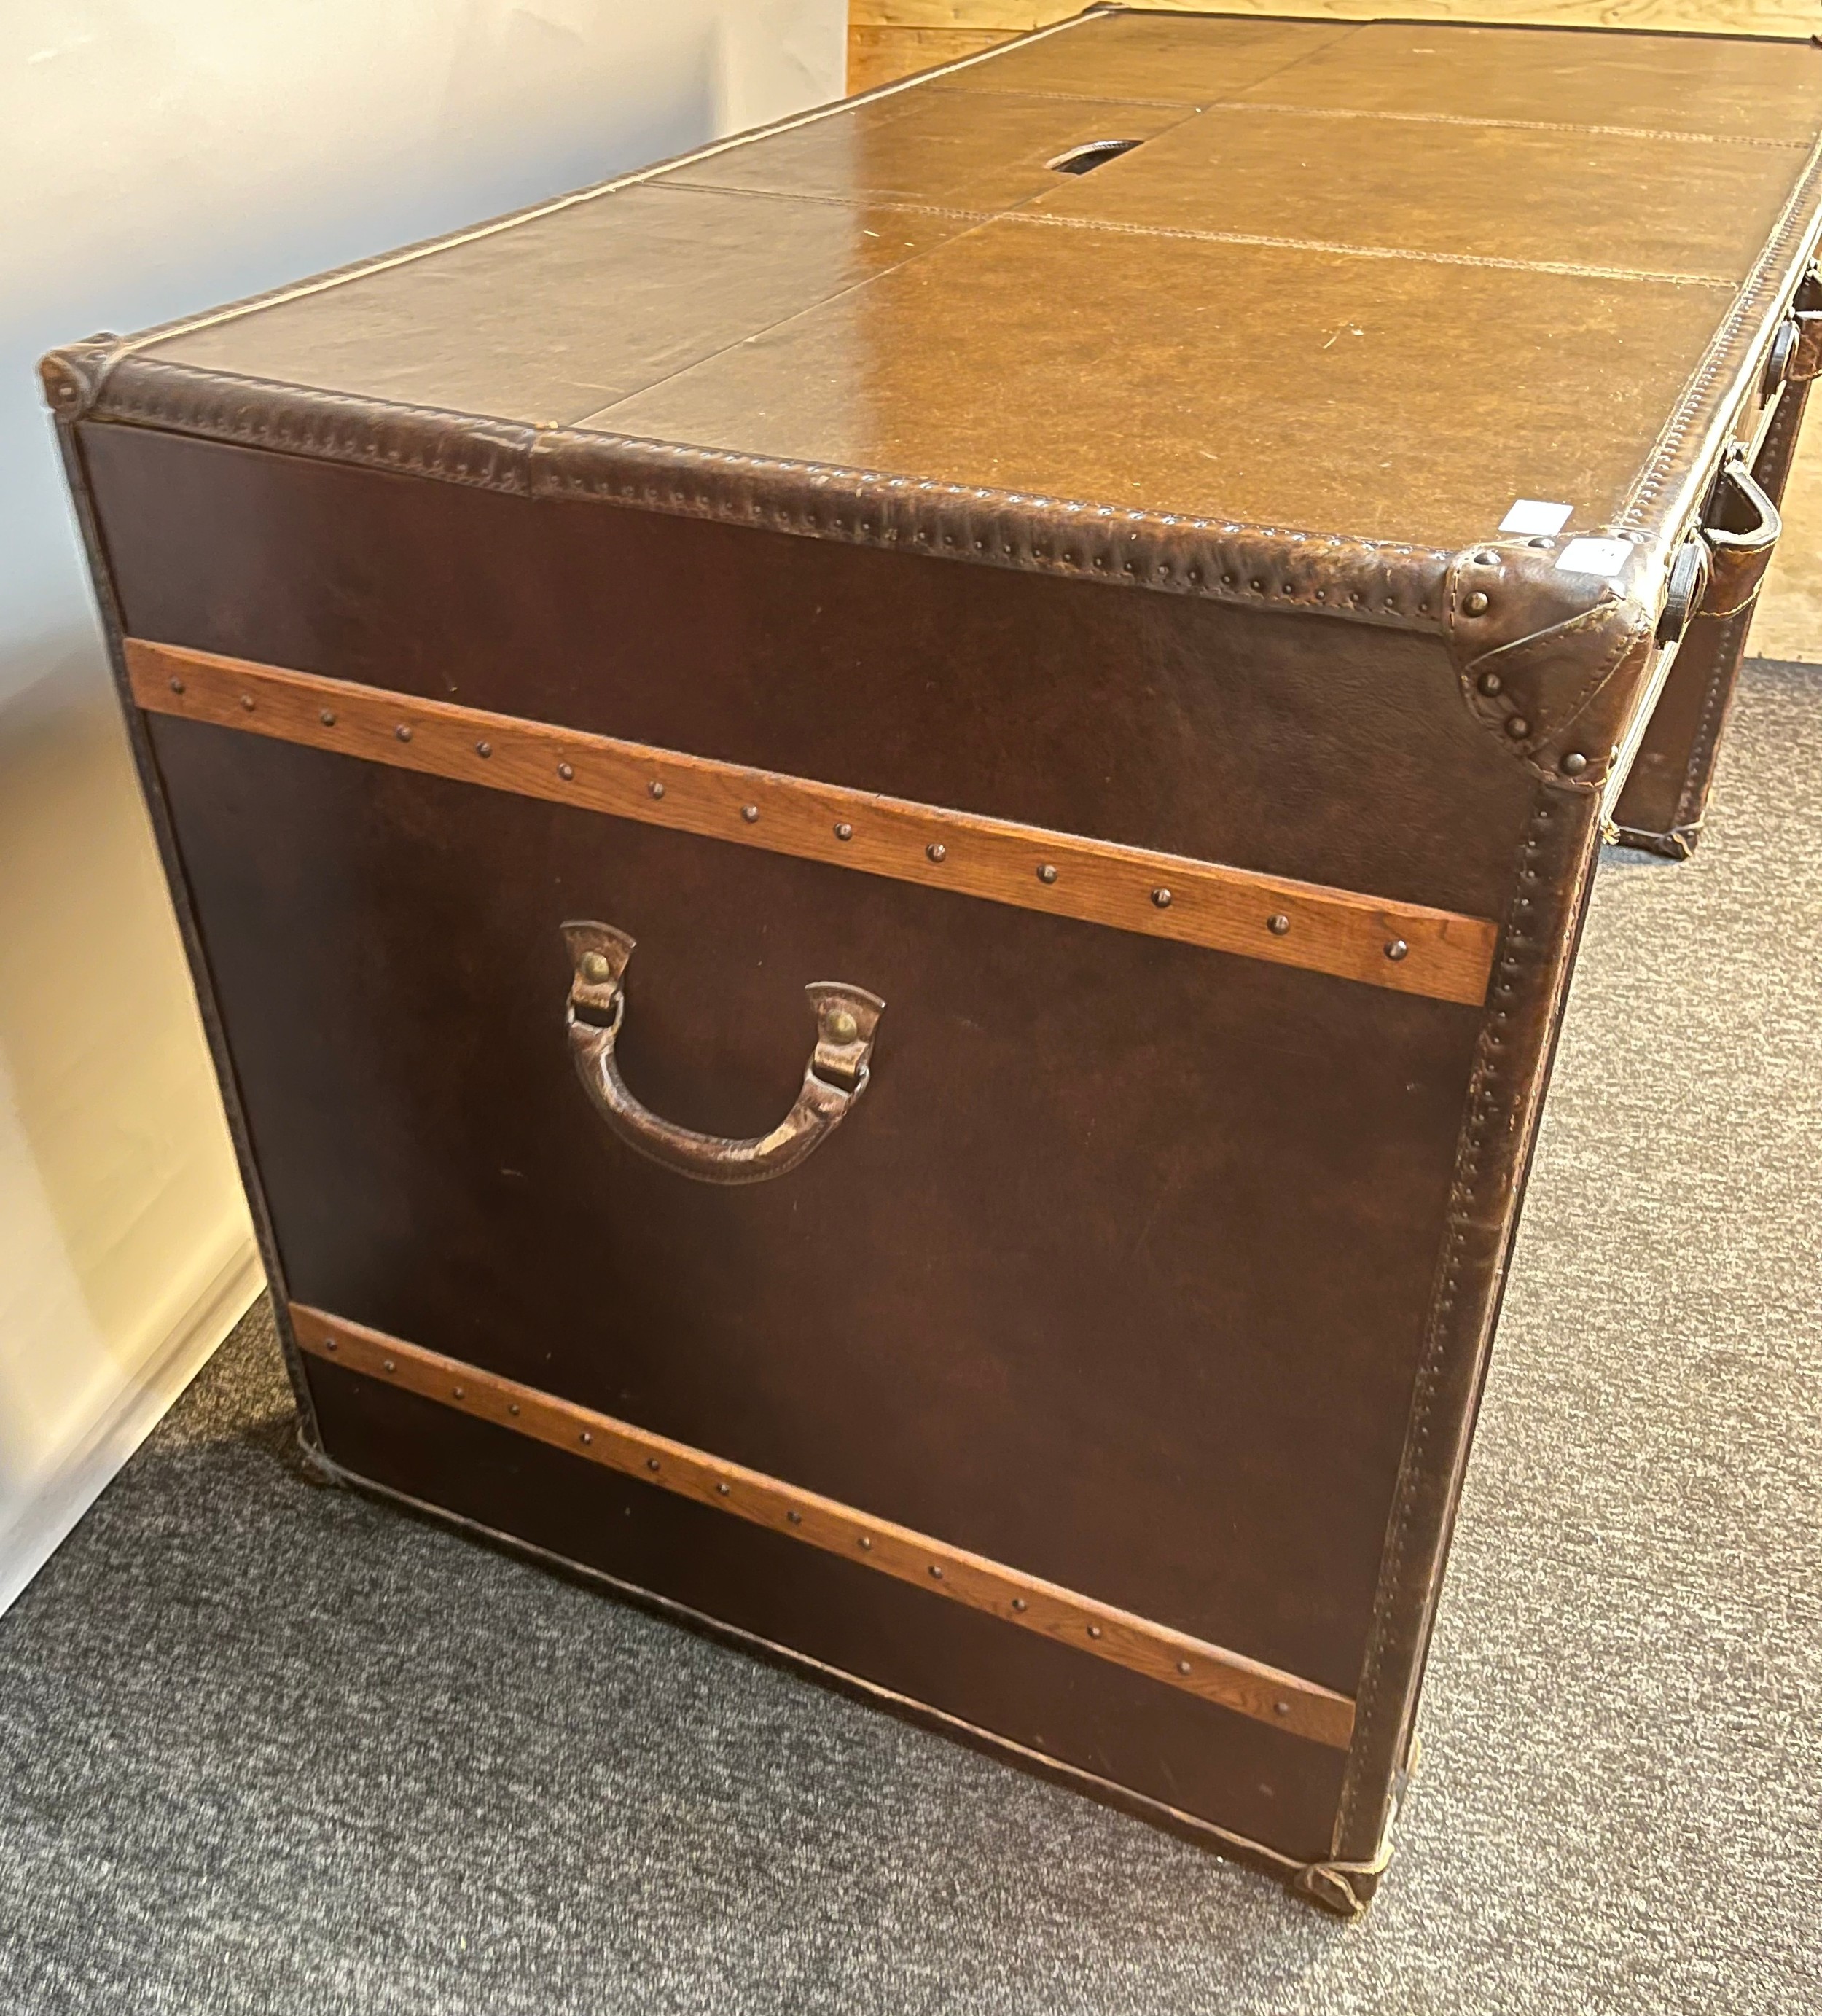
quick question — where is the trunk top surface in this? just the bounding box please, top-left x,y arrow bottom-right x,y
58,10 -> 1822,566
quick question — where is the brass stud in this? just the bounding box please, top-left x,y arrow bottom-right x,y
928,1563 -> 943,1579
382,1359 -> 396,1373
319,709 -> 337,727
580,950 -> 612,984
740,804 -> 759,823
508,1402 -> 520,1416
826,1009 -> 859,1044
395,722 -> 411,741
169,676 -> 185,693
1274,1700 -> 1291,1716
1011,1597 -> 1027,1612
1464,591 -> 1490,617
1506,716 -> 1530,739
1151,888 -> 1173,909
1385,939 -> 1409,962
926,842 -> 947,864
476,740 -> 492,758
648,779 -> 665,800
557,762 -> 574,781
1087,1625 -> 1103,1640
1561,751 -> 1589,776
240,695 -> 256,711
646,1456 -> 660,1472
834,821 -> 853,841
858,1534 -> 871,1550
323,1337 -> 337,1352
1037,863 -> 1058,885
1479,671 -> 1502,695
716,1482 -> 730,1496
1474,550 -> 1498,566
788,1509 -> 802,1525
580,1431 -> 593,1445
453,1386 -> 464,1399
1268,913 -> 1291,935
1177,1659 -> 1192,1675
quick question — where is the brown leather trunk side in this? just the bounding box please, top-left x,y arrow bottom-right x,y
77,420 -> 1602,1886
1612,375 -> 1813,856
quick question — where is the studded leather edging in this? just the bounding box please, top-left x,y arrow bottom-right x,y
1332,775 -> 1604,1871
40,345 -> 1456,634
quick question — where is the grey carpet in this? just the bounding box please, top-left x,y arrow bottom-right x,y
2,660 -> 1818,2015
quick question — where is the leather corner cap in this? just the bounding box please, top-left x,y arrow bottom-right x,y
39,335 -> 123,421
1445,539 -> 1657,787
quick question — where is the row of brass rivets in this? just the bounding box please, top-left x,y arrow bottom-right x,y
204,689 -> 1441,985
312,1325 -> 1321,1728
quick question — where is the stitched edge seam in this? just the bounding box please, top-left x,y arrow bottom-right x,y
1334,779 -> 1594,1856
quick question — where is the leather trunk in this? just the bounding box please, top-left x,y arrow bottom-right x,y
44,6 -> 1822,1913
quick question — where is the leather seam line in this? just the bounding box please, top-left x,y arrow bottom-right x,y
1224,101 -> 1814,149
652,181 -> 1735,289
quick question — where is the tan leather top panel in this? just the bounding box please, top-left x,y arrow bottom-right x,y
139,185 -> 970,428
1233,20 -> 1822,142
586,217 -> 1728,552
928,12 -> 1356,105
655,86 -> 1194,211
1031,103 -> 1802,284
136,12 -> 1822,552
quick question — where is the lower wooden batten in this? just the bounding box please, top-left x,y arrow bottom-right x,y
295,1337 -> 1354,1867
294,1303 -> 1352,1744
302,1434 -> 1383,1913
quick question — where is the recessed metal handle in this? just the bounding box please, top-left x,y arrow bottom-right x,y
562,922 -> 883,1186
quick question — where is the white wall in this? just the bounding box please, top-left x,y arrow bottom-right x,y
0,0 -> 847,1612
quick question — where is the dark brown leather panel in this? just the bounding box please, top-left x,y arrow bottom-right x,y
1333,771 -> 1606,1867
1612,375 -> 1813,853
1234,20 -> 1822,141
149,720 -> 1479,1696
135,184 -> 972,426
1033,103 -> 1801,284
82,425 -> 1540,921
305,1361 -> 1350,1863
585,219 -> 1733,549
656,85 -> 1192,210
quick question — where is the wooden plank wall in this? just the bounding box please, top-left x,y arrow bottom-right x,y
848,3 -> 1822,94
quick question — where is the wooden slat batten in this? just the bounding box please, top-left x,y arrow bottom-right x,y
127,640 -> 1497,1003
293,1303 -> 1358,1747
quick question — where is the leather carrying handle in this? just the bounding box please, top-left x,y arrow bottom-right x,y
562,922 -> 883,1185
1700,445 -> 1782,621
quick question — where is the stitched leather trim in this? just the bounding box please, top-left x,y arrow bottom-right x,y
1620,132 -> 1822,540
